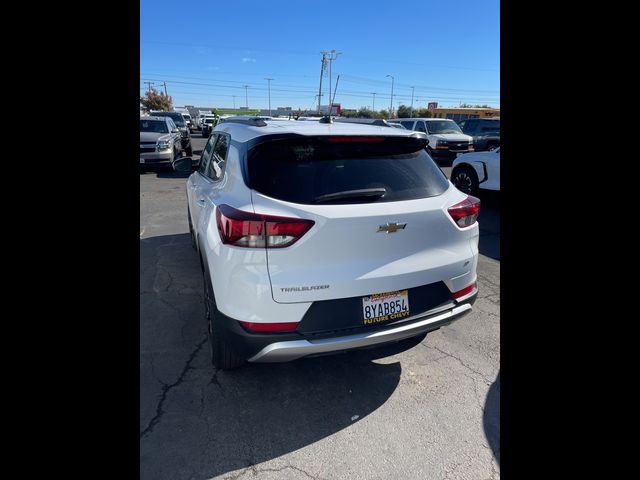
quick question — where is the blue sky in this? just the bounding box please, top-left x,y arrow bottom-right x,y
140,0 -> 499,111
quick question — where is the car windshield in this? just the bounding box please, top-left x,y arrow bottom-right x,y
426,120 -> 463,135
140,119 -> 169,133
150,112 -> 185,127
205,119 -> 214,124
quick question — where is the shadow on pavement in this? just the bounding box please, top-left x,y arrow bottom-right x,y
478,191 -> 500,260
140,233 -> 417,480
483,370 -> 500,465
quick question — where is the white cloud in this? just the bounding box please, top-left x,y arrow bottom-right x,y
241,57 -> 256,63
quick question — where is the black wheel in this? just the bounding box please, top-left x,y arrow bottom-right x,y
185,144 -> 193,156
451,165 -> 480,196
188,206 -> 197,251
203,272 -> 245,370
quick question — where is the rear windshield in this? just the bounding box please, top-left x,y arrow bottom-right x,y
248,136 -> 449,205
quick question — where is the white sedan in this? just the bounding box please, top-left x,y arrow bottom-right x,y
450,148 -> 500,196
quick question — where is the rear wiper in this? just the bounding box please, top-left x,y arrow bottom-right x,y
314,188 -> 386,203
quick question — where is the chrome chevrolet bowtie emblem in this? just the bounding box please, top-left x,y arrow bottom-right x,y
377,222 -> 407,233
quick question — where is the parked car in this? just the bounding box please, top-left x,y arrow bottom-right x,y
201,116 -> 217,137
139,116 -> 183,167
450,147 -> 500,196
458,118 -> 500,152
181,112 -> 194,131
149,111 -> 193,156
387,118 -> 474,163
177,116 -> 480,369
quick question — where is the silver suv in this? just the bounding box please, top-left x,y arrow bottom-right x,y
139,116 -> 183,167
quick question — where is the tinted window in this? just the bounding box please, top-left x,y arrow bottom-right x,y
462,120 -> 477,133
414,121 -> 427,133
206,133 -> 229,180
150,111 -> 185,127
248,136 -> 449,205
400,120 -> 415,130
199,135 -> 216,175
140,119 -> 169,133
480,120 -> 500,133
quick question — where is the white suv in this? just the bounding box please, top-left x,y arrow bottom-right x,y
451,148 -> 500,196
387,118 -> 474,162
180,116 -> 480,369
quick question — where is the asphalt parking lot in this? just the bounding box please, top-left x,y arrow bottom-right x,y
140,133 -> 500,480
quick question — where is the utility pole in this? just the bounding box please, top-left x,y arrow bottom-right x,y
371,92 -> 376,113
244,85 -> 249,109
232,95 -> 236,109
386,75 -> 394,118
318,51 -> 327,114
327,50 -> 341,115
410,86 -> 415,118
144,81 -> 154,93
264,78 -> 274,116
162,81 -> 168,96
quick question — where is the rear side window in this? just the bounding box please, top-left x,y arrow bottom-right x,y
248,136 -> 449,205
400,120 -> 415,130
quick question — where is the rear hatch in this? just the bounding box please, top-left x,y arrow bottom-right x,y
247,134 -> 476,305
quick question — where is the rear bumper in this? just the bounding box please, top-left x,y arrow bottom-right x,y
250,302 -> 473,362
215,290 -> 477,363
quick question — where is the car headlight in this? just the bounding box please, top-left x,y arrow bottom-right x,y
156,140 -> 171,150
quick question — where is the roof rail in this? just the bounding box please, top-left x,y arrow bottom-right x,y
218,116 -> 267,127
333,118 -> 394,127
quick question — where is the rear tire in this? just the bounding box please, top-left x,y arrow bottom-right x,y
203,272 -> 245,370
451,165 -> 480,196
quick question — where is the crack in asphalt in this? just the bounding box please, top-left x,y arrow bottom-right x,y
422,344 -> 493,385
140,335 -> 208,439
223,464 -> 324,480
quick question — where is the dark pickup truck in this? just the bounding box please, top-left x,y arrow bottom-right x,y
458,118 -> 500,152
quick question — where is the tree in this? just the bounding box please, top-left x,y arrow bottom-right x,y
415,108 -> 432,118
140,89 -> 173,112
356,107 -> 374,118
396,104 -> 414,118
375,109 -> 389,119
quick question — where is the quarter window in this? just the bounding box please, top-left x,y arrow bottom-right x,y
206,133 -> 230,180
199,134 -> 216,176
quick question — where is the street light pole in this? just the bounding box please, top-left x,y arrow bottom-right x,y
232,95 -> 236,109
327,50 -> 341,115
265,78 -> 273,116
386,75 -> 394,118
410,86 -> 415,118
244,85 -> 249,109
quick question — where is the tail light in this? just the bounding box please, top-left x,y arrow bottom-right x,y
447,195 -> 481,228
453,282 -> 477,299
216,204 -> 314,248
238,321 -> 299,333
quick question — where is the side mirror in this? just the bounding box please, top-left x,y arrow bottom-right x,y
172,156 -> 198,174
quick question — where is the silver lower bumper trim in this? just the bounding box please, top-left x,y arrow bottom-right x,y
248,303 -> 472,363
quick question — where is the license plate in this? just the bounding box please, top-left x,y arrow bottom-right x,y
140,158 -> 145,164
362,290 -> 410,325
